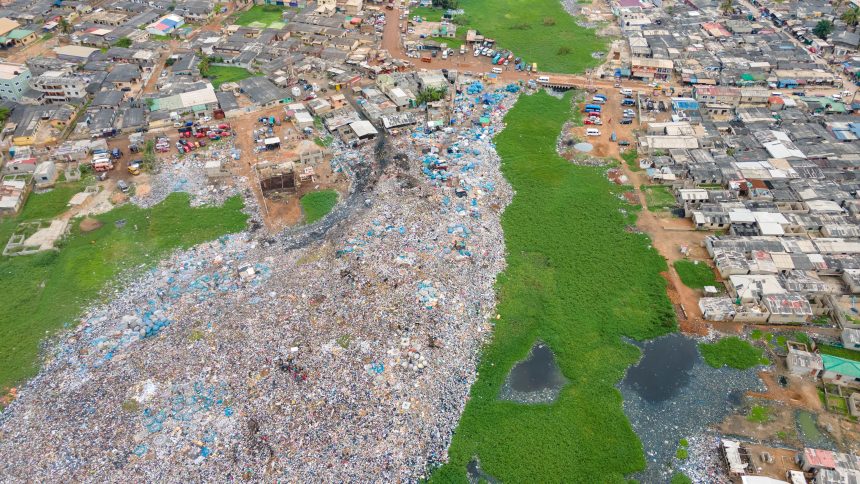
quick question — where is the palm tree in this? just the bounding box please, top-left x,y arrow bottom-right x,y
58,17 -> 71,34
842,6 -> 860,28
719,0 -> 734,16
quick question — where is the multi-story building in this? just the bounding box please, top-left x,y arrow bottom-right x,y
0,61 -> 30,100
29,70 -> 87,104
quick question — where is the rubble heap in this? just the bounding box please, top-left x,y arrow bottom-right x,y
0,83 -> 521,481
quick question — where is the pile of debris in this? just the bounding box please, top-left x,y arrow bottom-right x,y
0,81 -> 520,481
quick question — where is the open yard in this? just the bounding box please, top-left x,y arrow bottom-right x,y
0,192 -> 247,396
644,185 -> 677,211
674,260 -> 717,289
234,5 -> 287,27
431,92 -> 675,482
457,0 -> 607,73
206,66 -> 253,89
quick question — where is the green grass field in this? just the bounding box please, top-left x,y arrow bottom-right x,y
206,66 -> 253,89
409,6 -> 445,22
0,192 -> 247,394
235,5 -> 286,26
457,0 -> 607,73
699,337 -> 767,370
430,92 -> 675,482
673,260 -> 717,289
644,185 -> 676,211
300,190 -> 338,223
819,344 -> 860,362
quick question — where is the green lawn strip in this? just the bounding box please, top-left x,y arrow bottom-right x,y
300,190 -> 338,223
819,344 -> 860,361
235,5 -> 286,26
0,193 -> 247,393
431,91 -> 675,482
429,36 -> 464,48
699,336 -> 767,370
457,0 -> 607,73
206,66 -> 253,89
673,260 -> 717,289
643,185 -> 676,211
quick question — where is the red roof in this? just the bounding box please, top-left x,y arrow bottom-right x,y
804,448 -> 836,470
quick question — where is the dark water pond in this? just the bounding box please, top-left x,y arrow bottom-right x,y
622,333 -> 698,402
620,333 -> 764,483
499,342 -> 568,404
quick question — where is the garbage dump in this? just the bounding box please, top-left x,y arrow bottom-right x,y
0,81 -> 522,482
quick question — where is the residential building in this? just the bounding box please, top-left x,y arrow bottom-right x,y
29,70 -> 87,103
0,61 -> 30,100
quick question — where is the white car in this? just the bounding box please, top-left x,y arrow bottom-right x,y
474,50 -> 480,57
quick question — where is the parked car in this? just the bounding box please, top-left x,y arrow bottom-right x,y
117,180 -> 129,192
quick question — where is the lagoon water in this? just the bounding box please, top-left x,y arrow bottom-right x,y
620,333 -> 764,482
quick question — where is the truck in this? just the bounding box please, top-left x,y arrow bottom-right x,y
128,161 -> 141,175
584,104 -> 602,113
91,156 -> 114,172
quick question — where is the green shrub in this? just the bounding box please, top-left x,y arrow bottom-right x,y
699,337 -> 765,369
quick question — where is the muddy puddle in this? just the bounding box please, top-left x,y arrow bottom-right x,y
499,342 -> 568,404
619,333 -> 764,482
796,410 -> 837,450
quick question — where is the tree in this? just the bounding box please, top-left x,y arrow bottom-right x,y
719,0 -> 733,16
842,6 -> 860,27
0,106 -> 10,124
58,16 -> 71,34
198,56 -> 211,77
416,86 -> 446,105
114,37 -> 132,48
813,19 -> 834,39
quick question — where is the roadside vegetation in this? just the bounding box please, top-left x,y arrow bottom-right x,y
300,190 -> 339,223
431,92 -> 675,482
673,260 -> 717,289
0,193 -> 247,395
699,337 -> 768,370
621,149 -> 639,171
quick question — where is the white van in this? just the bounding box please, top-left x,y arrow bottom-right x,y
491,67 -> 503,74
586,128 -> 601,136
620,88 -> 633,96
537,76 -> 550,83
